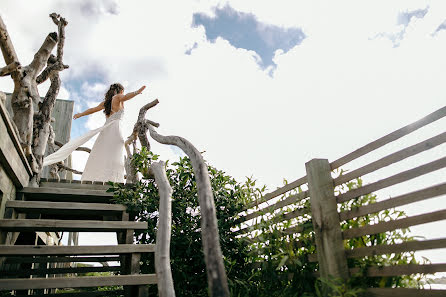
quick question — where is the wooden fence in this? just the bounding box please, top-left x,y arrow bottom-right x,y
234,106 -> 446,296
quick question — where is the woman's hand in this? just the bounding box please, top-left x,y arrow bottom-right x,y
73,113 -> 82,120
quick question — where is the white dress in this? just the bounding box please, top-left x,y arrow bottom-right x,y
43,109 -> 125,183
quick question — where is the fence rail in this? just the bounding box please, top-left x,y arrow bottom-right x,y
234,105 -> 446,296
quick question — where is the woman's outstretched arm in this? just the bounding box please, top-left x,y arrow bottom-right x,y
73,102 -> 104,119
117,85 -> 146,102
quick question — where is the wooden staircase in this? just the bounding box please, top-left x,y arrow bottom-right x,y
0,179 -> 156,296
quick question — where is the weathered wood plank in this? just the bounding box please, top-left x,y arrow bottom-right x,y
281,224 -> 305,235
20,187 -> 113,197
330,106 -> 446,170
0,274 -> 157,290
31,290 -> 125,297
0,100 -> 32,187
1,265 -> 121,276
0,219 -> 147,232
345,238 -> 446,258
306,159 -> 349,280
5,256 -> 121,264
239,191 -> 309,224
366,288 -> 446,297
6,200 -> 126,216
343,209 -> 446,239
40,181 -> 113,191
350,263 -> 446,277
337,156 -> 446,203
0,244 -> 154,256
242,176 -> 307,211
236,207 -> 310,235
334,131 -> 446,186
340,182 -> 446,221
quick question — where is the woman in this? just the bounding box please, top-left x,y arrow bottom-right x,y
43,83 -> 146,183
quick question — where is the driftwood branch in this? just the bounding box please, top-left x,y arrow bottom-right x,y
29,13 -> 68,186
47,125 -> 60,180
0,16 -> 20,84
0,61 -> 20,76
54,140 -> 91,153
56,162 -> 82,175
152,161 -> 176,297
147,125 -> 230,297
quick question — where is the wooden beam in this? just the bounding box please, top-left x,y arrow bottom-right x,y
350,263 -> 446,277
6,200 -> 126,216
0,219 -> 147,232
4,256 -> 121,264
366,288 -> 446,297
40,180 -> 112,191
0,100 -> 32,187
306,159 -> 349,281
346,238 -> 446,258
343,209 -> 446,239
330,105 -> 446,170
0,265 -> 121,277
238,191 -> 309,224
0,274 -> 157,290
242,175 -> 308,211
0,244 -> 154,256
340,182 -> 446,221
334,131 -> 446,186
337,156 -> 446,203
20,187 -> 113,197
31,291 -> 125,297
236,207 -> 309,235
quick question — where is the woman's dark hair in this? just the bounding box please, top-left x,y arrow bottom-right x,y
103,83 -> 124,116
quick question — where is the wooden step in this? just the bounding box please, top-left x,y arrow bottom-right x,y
6,200 -> 126,217
0,274 -> 157,290
0,244 -> 155,256
0,219 -> 147,232
4,255 -> 121,264
31,290 -> 124,297
19,187 -> 114,203
0,265 -> 121,277
40,179 -> 114,191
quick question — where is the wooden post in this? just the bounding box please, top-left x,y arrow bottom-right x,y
152,161 -> 175,297
305,159 -> 349,282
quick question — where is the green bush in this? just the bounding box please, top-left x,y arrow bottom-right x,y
110,149 -> 426,296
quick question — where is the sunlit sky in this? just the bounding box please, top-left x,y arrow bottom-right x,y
1,0 -> 445,278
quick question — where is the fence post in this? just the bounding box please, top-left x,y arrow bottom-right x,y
305,159 -> 349,281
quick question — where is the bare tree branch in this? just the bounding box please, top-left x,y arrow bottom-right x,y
47,125 -> 60,180
0,16 -> 20,84
54,140 -> 91,153
0,61 -> 20,76
27,32 -> 58,79
56,162 -> 82,175
29,13 -> 69,186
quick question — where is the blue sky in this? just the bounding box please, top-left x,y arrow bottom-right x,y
192,5 -> 305,69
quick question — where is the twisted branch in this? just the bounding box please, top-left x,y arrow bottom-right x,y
147,124 -> 230,297
0,61 -> 20,76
